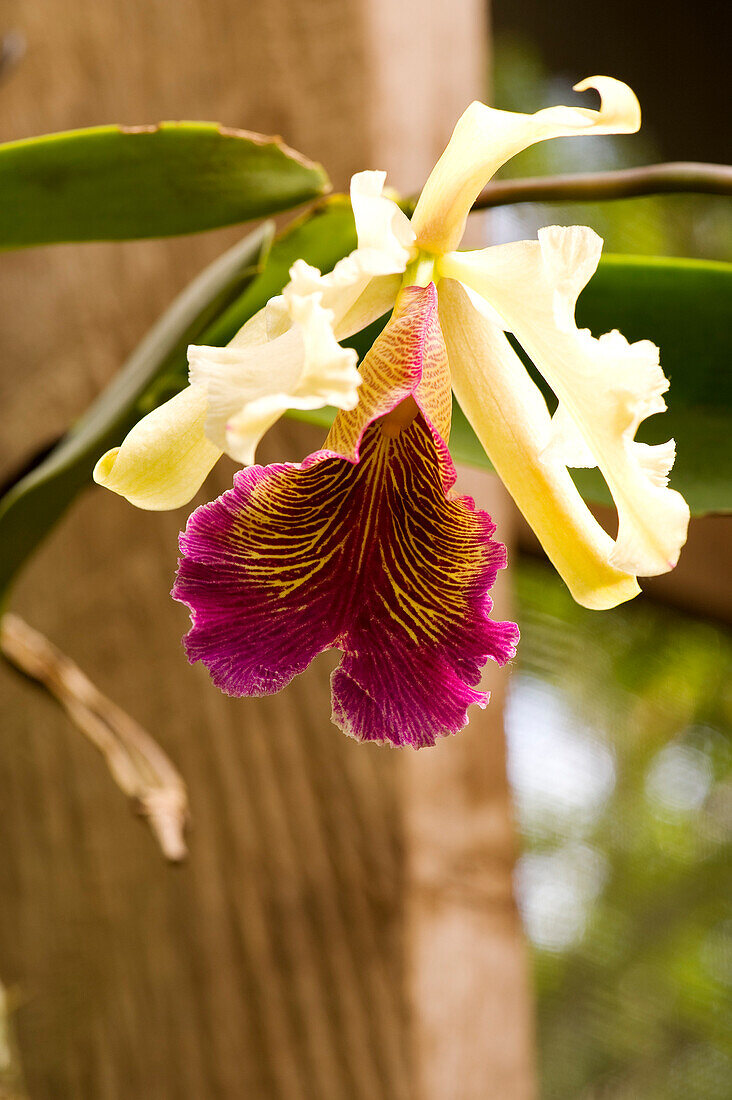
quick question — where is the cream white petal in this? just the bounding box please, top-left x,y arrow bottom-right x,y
189,177 -> 409,468
224,391 -> 333,466
289,292 -> 363,406
188,331 -> 300,459
438,279 -> 640,609
543,402 -> 597,468
139,174 -> 404,485
333,272 -> 403,338
285,257 -> 400,341
189,291 -> 360,466
440,228 -> 689,577
349,170 -> 416,272
93,384 -> 221,510
412,76 -> 640,253
276,172 -> 410,341
229,304 -> 270,348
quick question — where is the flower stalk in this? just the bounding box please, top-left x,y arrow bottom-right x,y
469,161 -> 732,210
0,613 -> 188,861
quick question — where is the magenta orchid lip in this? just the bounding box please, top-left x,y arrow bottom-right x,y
173,285 -> 519,748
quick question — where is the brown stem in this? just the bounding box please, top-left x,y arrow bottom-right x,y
471,162 -> 732,209
1,613 -> 188,862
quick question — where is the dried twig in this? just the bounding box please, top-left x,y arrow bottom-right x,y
1,613 -> 188,862
471,161 -> 732,209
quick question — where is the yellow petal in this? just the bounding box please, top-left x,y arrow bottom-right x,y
93,384 -> 221,510
334,272 -> 402,339
412,77 -> 640,253
440,229 -> 689,578
438,279 -> 640,609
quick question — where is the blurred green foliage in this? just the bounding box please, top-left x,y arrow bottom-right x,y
508,560 -> 732,1100
497,35 -> 731,1099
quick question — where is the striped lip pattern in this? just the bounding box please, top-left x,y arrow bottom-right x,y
173,285 -> 519,747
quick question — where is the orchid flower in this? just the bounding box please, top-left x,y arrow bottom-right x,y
173,283 -> 519,747
94,76 -> 689,747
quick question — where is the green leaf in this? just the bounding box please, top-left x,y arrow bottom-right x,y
0,123 -> 329,248
0,224 -> 273,602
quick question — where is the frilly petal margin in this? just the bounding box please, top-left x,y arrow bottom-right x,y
173,285 -> 518,747
411,76 -> 640,253
437,278 -> 641,610
93,384 -> 221,510
440,230 -> 689,578
188,284 -> 361,466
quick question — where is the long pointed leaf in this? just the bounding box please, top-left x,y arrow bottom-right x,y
0,123 -> 328,248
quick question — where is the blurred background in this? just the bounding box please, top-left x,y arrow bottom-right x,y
0,1 -> 729,1098
491,5 -> 732,1095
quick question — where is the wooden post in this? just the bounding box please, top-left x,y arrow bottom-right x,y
0,1 -> 534,1096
